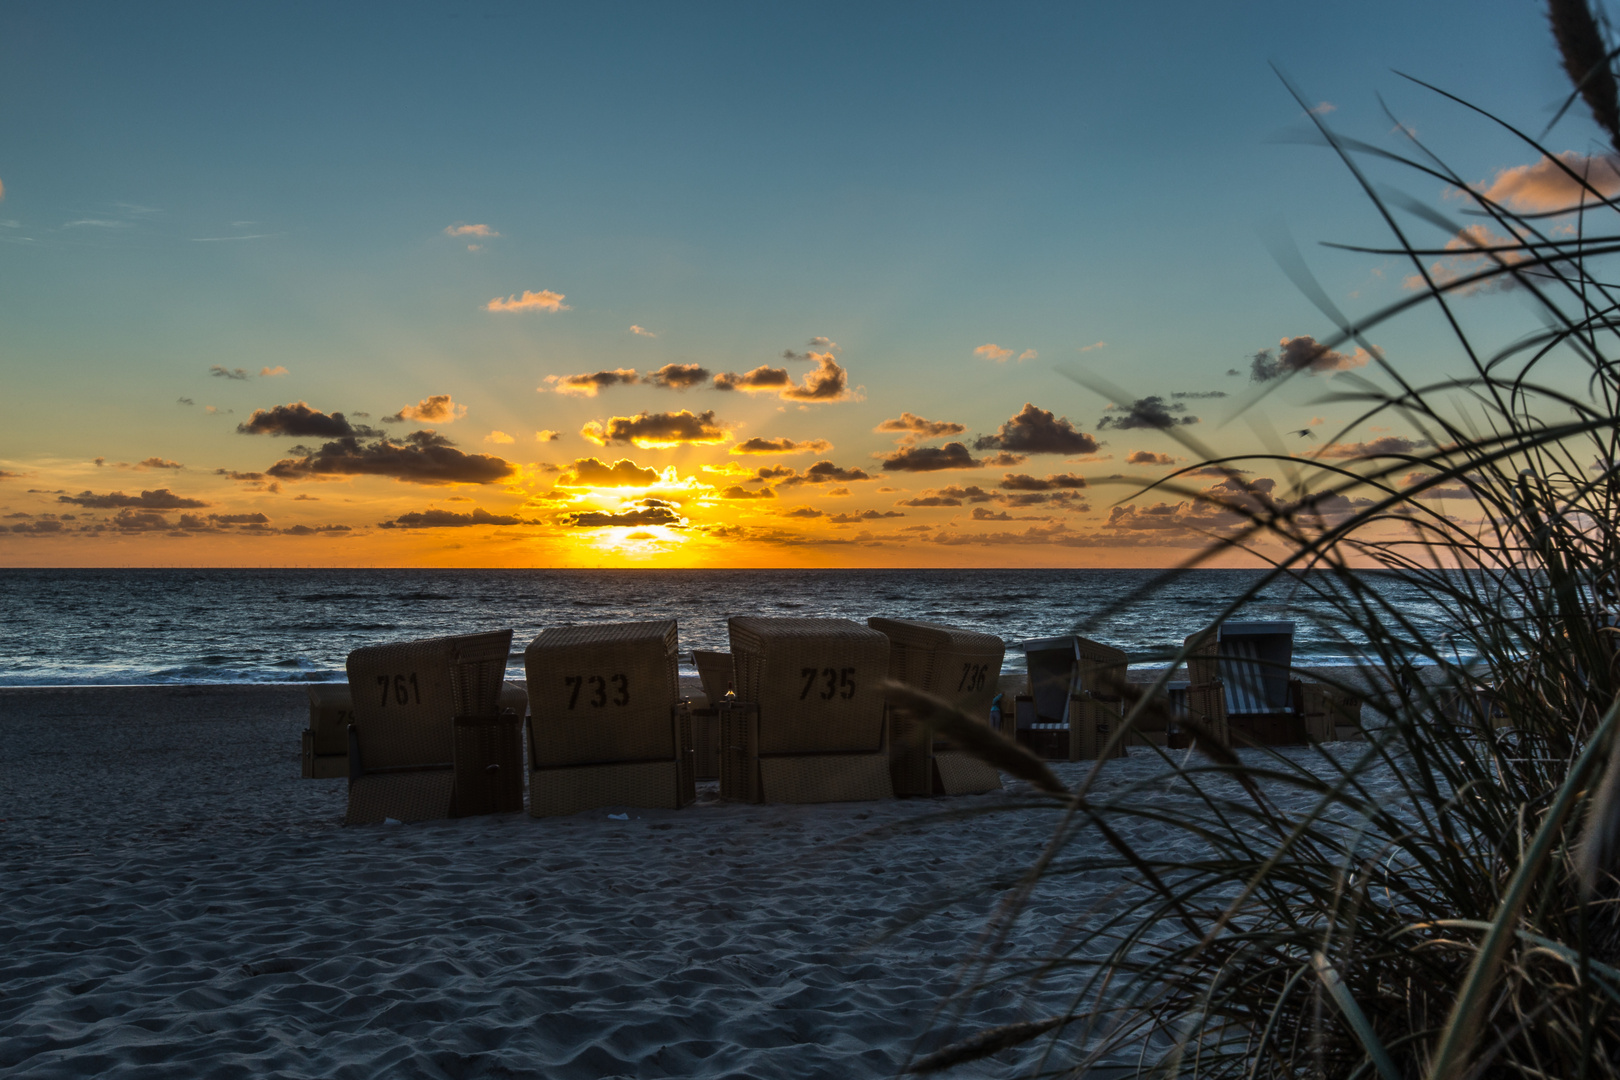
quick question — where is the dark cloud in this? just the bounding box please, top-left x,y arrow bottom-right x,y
999,472 -> 1087,491
545,370 -> 641,396
284,524 -> 353,536
1249,335 -> 1368,381
59,488 -> 209,510
210,366 -> 250,380
1185,465 -> 1251,476
560,501 -> 685,528
731,437 -> 833,455
216,469 -> 267,482
583,410 -> 729,447
238,402 -> 363,438
0,471 -> 21,481
781,507 -> 824,518
1097,396 -> 1198,431
265,430 -> 517,486
754,465 -> 797,482
881,442 -> 984,472
382,507 -> 534,528
211,513 -> 270,524
775,461 -> 874,486
1126,451 -> 1176,466
1315,436 -> 1432,459
970,508 -> 1013,521
973,403 -> 1099,455
648,364 -> 710,390
134,457 -> 183,470
713,365 -> 791,392
382,394 -> 465,424
560,457 -> 661,487
829,510 -> 904,523
897,495 -> 962,507
177,397 -> 194,406
1171,391 -> 1228,400
719,486 -> 776,499
9,520 -> 65,534
939,485 -> 996,502
875,412 -> 967,445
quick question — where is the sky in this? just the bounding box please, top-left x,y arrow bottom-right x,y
0,0 -> 1602,567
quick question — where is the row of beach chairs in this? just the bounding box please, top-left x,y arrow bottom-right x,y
301,616 -> 1364,824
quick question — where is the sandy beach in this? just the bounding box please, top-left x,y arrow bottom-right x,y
0,683 -> 1382,1078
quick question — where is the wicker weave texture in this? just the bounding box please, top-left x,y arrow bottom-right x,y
869,617 -> 1005,796
691,708 -> 720,779
728,617 -> 889,756
1186,681 -> 1230,745
692,650 -> 733,705
300,731 -> 348,779
758,752 -> 892,804
346,630 -> 512,771
1068,695 -> 1129,761
718,701 -> 759,802
306,683 -> 355,757
529,760 -> 692,817
344,770 -> 455,825
933,750 -> 1002,795
526,620 -> 679,768
453,714 -> 525,815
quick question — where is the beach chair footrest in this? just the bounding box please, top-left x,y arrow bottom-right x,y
345,769 -> 455,825
933,749 -> 1002,795
529,759 -> 695,818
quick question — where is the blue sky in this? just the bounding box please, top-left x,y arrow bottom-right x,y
0,1 -> 1600,565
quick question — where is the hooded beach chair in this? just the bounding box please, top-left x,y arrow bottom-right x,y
306,680 -> 527,779
722,617 -> 894,803
1017,635 -> 1130,761
1184,621 -> 1305,745
688,649 -> 733,779
867,617 -> 1004,795
525,620 -> 695,817
343,629 -> 515,824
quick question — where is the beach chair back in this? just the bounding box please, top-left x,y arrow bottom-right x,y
1188,621 -> 1294,715
692,649 -> 733,705
526,620 -> 681,768
346,630 -> 512,771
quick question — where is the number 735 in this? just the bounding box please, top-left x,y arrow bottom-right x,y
801,666 -> 855,700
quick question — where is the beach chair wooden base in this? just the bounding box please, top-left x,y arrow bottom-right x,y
529,759 -> 695,818
1229,713 -> 1307,746
691,706 -> 720,780
759,752 -> 893,804
933,750 -> 1001,794
452,713 -> 524,816
344,768 -> 455,825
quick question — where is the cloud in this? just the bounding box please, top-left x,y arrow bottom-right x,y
384,394 -> 467,424
898,495 -> 962,507
1250,336 -> 1371,381
560,500 -> 686,528
1473,152 -> 1620,212
177,397 -> 194,406
265,429 -> 517,485
542,370 -> 641,397
973,403 -> 1099,455
485,430 -> 515,444
59,488 -> 209,509
1127,450 -> 1176,465
898,484 -> 997,507
1097,396 -> 1199,430
881,442 -> 990,472
216,469 -> 265,482
714,352 -> 856,402
1315,436 -> 1432,459
283,524 -> 353,536
999,472 -> 1086,491
444,224 -> 499,237
581,410 -> 729,448
1171,390 -> 1227,399
629,324 -> 656,337
1017,349 -> 1038,361
211,512 -> 270,524
807,336 -> 838,351
648,363 -> 709,390
382,507 -> 532,528
754,464 -> 797,482
210,365 -> 251,380
560,457 -> 661,487
1402,470 -> 1478,500
774,461 -> 874,486
261,366 -> 289,378
1399,224 -> 1542,296
237,402 -> 363,438
0,470 -> 21,480
874,412 -> 966,441
64,219 -> 129,229
131,457 -> 182,470
486,289 -> 569,313
829,509 -> 904,523
10,520 -> 65,534
719,485 -> 776,499
1078,341 -> 1107,353
730,437 -> 833,455
536,430 -> 561,442
1309,101 -> 1336,115
974,343 -> 1014,361
781,506 -> 824,518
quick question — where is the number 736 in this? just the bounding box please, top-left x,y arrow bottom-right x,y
801,666 -> 856,700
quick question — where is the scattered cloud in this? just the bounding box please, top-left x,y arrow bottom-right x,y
1315,436 -> 1432,459
1308,101 -> 1336,115
133,457 -> 183,470
629,324 -> 657,337
781,506 -> 825,518
444,223 -> 499,238
210,365 -> 251,380
560,499 -> 685,529
383,507 -> 532,528
536,430 -> 561,442
974,403 -> 1099,455
384,394 -> 466,424
1400,224 -> 1538,295
177,397 -> 194,406
486,289 -> 569,313
874,412 -> 966,443
59,488 -> 208,510
485,430 -> 515,444
1250,336 -> 1372,380
541,369 -> 641,396
1000,472 -> 1086,491
265,429 -> 517,485
1472,152 -> 1620,212
829,509 -> 904,523
718,485 -> 776,499
882,442 -> 985,472
1017,349 -> 1039,361
1078,341 -> 1107,353
64,219 -> 130,229
1097,396 -> 1199,430
713,365 -> 791,392
774,461 -> 874,486
581,410 -> 730,448
730,437 -> 833,455
237,402 -> 364,438
714,352 -> 856,402
974,343 -> 1014,361
899,495 -> 962,507
1127,450 -> 1176,465
559,457 -> 661,487
216,470 -> 266,482
1171,390 -> 1227,399
260,366 -> 288,377
648,363 -> 710,390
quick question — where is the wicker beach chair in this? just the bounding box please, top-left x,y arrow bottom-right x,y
868,617 -> 1004,795
723,617 -> 894,803
525,620 -> 695,817
689,650 -> 732,780
1185,621 -> 1306,745
1018,635 -> 1130,761
343,629 -> 514,824
305,680 -> 526,779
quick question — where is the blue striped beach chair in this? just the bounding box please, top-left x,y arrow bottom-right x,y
1185,621 -> 1304,745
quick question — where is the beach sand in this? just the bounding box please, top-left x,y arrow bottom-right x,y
0,684 -> 1381,1078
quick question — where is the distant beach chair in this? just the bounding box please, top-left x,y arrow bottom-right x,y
1017,635 -> 1130,761
525,620 -> 695,818
306,679 -> 526,780
343,629 -> 515,824
1184,621 -> 1307,745
867,617 -> 1004,796
689,649 -> 733,780
722,617 -> 894,803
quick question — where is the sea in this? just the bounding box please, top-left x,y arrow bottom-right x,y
0,568 -> 1453,686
